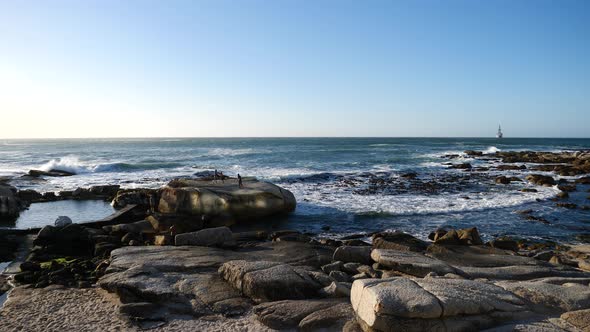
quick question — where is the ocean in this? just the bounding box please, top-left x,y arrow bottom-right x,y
2,137 -> 590,243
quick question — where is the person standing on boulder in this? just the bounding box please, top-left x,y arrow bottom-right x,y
238,174 -> 243,188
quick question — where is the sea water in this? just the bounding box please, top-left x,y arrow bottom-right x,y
1,137 -> 590,242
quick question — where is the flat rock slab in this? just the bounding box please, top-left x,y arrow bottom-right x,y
460,265 -> 590,281
371,249 -> 457,277
497,281 -> 590,312
219,260 -> 321,303
560,309 -> 590,331
253,299 -> 347,330
351,277 -> 527,332
157,178 -> 296,219
426,245 -> 542,268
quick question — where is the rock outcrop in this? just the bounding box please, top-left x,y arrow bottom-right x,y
157,178 -> 296,220
0,184 -> 23,221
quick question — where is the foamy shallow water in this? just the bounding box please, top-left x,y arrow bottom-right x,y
1,137 -> 590,242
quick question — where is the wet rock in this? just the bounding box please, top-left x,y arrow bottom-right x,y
449,163 -> 472,170
351,277 -> 527,332
526,174 -> 557,187
372,231 -> 428,252
556,191 -> 569,199
54,216 -> 72,227
17,189 -> 43,203
0,184 -> 22,221
520,188 -> 538,193
464,150 -> 483,156
557,184 -> 577,192
88,185 -> 120,198
495,176 -> 511,184
28,169 -> 75,177
496,164 -> 526,171
333,246 -> 373,265
489,238 -> 520,252
556,202 -> 577,209
576,176 -> 590,184
158,178 -> 296,219
104,220 -> 155,235
175,226 -> 236,247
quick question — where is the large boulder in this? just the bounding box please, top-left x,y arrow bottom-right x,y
0,184 -> 22,221
157,178 -> 296,220
218,260 -> 321,303
253,299 -> 347,330
351,277 -> 528,332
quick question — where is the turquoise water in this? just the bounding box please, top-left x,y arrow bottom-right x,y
1,137 -> 590,242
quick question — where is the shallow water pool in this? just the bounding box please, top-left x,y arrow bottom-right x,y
10,200 -> 115,229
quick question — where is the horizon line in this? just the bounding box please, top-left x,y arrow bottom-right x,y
2,136 -> 590,140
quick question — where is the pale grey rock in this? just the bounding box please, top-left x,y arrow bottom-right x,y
497,281 -> 590,312
461,265 -> 590,280
319,281 -> 351,298
333,246 -> 373,264
371,249 -> 457,277
174,226 -> 236,247
219,260 -> 321,303
351,277 -> 527,332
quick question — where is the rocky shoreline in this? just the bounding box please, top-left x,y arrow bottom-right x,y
1,150 -> 590,331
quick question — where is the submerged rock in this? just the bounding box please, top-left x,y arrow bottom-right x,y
526,174 -> 557,187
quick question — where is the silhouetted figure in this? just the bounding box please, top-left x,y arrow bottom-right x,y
214,169 -> 218,180
238,174 -> 243,188
169,225 -> 177,237
219,171 -> 225,183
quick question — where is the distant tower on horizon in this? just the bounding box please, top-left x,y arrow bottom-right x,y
496,124 -> 503,139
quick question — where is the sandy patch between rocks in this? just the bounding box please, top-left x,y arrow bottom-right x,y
0,285 -> 274,332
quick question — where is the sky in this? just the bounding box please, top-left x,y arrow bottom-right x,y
1,0 -> 589,138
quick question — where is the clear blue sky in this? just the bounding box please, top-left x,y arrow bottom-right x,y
1,0 -> 589,138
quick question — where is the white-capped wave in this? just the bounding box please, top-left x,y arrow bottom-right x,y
483,146 -> 501,154
40,156 -> 93,174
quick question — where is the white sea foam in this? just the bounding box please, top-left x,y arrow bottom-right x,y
284,181 -> 558,216
483,146 -> 500,154
40,156 -> 94,174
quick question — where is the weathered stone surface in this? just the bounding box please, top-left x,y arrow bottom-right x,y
103,220 -> 155,235
426,244 -> 541,268
372,231 -> 428,252
157,178 -> 296,219
298,302 -> 356,331
560,309 -> 590,331
432,227 -> 483,246
497,281 -> 590,312
352,277 -> 527,332
460,265 -> 590,281
253,299 -> 344,330
371,249 -> 457,277
146,214 -> 204,233
175,226 -> 236,247
219,260 -> 321,303
334,246 -> 373,264
319,281 -> 352,298
322,261 -> 344,274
